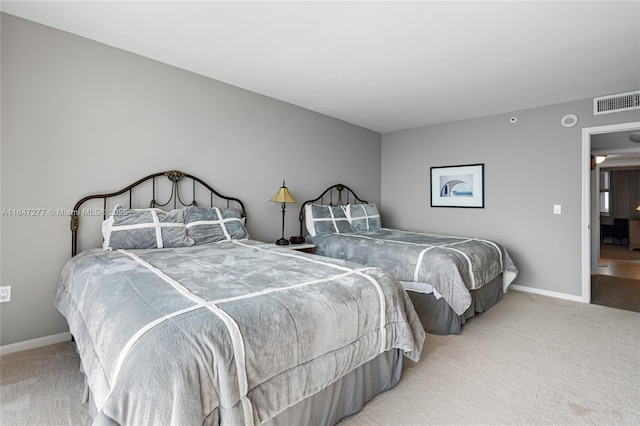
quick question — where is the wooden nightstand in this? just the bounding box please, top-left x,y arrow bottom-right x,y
279,243 -> 315,254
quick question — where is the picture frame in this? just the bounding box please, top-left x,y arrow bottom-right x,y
430,163 -> 485,208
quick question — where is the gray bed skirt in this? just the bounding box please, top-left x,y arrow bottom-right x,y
82,348 -> 402,425
266,348 -> 402,425
407,274 -> 504,335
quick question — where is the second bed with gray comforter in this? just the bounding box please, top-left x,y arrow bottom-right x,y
309,228 -> 518,316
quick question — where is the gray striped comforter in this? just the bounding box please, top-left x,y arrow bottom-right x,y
55,240 -> 424,425
309,229 -> 518,315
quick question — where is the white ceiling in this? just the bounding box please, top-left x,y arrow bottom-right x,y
1,1 -> 639,133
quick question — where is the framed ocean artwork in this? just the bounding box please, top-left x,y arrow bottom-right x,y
430,163 -> 484,208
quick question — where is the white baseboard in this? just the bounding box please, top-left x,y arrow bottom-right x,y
0,332 -> 72,355
510,284 -> 587,303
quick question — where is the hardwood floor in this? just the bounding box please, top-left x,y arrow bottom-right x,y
592,243 -> 640,312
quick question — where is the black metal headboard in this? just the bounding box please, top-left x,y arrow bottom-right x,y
298,183 -> 367,236
70,170 -> 246,256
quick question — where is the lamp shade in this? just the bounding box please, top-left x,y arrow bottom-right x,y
270,182 -> 296,203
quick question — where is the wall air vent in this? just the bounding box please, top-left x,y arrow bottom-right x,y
593,90 -> 640,115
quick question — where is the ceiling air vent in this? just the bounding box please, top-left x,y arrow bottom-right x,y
593,90 -> 640,115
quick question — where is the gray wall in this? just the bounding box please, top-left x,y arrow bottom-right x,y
0,14 -> 381,346
381,100 -> 640,297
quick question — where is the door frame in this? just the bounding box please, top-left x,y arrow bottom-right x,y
581,121 -> 640,303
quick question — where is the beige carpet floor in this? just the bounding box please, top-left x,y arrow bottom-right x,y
2,290 -> 639,425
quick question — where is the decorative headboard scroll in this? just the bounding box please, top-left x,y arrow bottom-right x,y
298,183 -> 367,237
70,170 -> 246,256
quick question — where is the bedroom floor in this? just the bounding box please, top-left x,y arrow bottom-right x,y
592,243 -> 640,313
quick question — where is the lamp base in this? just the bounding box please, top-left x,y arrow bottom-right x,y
275,238 -> 290,246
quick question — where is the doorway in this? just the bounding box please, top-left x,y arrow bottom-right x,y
582,121 -> 640,308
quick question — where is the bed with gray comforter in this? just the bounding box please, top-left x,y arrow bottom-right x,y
56,240 -> 425,425
309,229 -> 518,315
302,196 -> 518,335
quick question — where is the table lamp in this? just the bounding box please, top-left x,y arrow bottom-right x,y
270,180 -> 296,245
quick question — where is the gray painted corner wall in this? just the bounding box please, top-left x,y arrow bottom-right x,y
0,14 -> 381,346
381,101 -> 640,297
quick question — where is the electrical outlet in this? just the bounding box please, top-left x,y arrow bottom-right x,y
0,286 -> 11,303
